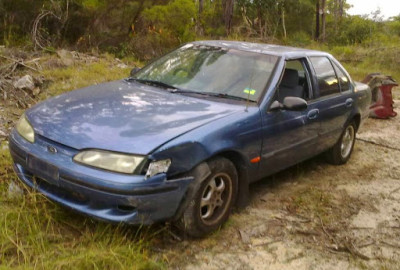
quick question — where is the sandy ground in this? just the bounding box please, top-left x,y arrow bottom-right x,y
177,100 -> 400,270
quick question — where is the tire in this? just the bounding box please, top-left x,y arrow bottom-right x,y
325,121 -> 356,165
177,157 -> 238,238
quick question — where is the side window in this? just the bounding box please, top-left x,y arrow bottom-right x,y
274,59 -> 312,103
310,57 -> 340,97
332,63 -> 351,92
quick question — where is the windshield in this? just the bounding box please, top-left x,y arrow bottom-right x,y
133,44 -> 279,102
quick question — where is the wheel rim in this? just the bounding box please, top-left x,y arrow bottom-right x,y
341,125 -> 355,158
200,172 -> 233,225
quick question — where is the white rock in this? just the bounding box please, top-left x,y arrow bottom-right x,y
8,182 -> 24,199
117,63 -> 128,69
1,142 -> 9,150
14,75 -> 35,91
56,49 -> 75,66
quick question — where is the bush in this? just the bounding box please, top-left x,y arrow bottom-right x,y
287,31 -> 312,47
126,0 -> 196,60
142,0 -> 195,43
335,15 -> 376,45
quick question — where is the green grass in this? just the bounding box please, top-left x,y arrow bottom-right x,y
0,143 -> 165,269
307,42 -> 400,82
0,55 -> 165,269
40,58 -> 133,98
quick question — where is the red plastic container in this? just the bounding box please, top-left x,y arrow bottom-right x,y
363,74 -> 398,119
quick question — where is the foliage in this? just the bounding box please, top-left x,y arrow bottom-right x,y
1,0 -> 399,59
334,15 -> 377,44
128,0 -> 196,59
143,0 -> 196,42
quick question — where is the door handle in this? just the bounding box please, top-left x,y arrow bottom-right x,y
307,109 -> 319,120
345,98 -> 354,108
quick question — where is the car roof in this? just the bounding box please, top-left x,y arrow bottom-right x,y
191,40 -> 331,59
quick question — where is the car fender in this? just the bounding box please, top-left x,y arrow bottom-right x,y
149,106 -> 262,177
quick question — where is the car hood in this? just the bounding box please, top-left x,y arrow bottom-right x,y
26,80 -> 242,154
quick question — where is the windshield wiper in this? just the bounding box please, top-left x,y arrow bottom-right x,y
210,93 -> 257,103
128,80 -> 257,103
171,89 -> 256,103
127,78 -> 179,90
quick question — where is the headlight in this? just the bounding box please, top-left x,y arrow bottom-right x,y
145,159 -> 171,179
16,114 -> 35,143
73,150 -> 144,174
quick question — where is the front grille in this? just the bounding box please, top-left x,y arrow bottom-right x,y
32,175 -> 89,204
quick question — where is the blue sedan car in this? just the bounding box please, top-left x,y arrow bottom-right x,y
9,41 -> 371,237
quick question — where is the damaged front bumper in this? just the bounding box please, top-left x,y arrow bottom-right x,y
9,130 -> 194,224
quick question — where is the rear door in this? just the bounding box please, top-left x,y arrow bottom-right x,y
307,56 -> 354,152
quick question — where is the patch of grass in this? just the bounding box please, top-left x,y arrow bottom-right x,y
307,43 -> 400,82
0,145 -> 165,269
292,187 -> 334,222
41,59 -> 132,98
0,54 -> 168,269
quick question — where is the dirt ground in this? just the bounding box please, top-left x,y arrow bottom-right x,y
171,100 -> 400,270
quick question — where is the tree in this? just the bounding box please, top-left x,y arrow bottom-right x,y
222,0 -> 234,35
321,0 -> 326,41
315,0 -> 320,40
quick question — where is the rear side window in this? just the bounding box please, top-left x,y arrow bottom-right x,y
310,57 -> 340,97
333,63 -> 351,91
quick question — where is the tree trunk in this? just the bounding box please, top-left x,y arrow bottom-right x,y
282,6 -> 286,39
128,0 -> 145,34
199,0 -> 204,14
196,0 -> 204,35
321,0 -> 326,42
339,0 -> 344,18
222,0 -> 234,35
315,0 -> 320,41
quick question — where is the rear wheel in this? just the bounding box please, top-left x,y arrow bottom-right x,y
326,121 -> 356,165
177,157 -> 238,237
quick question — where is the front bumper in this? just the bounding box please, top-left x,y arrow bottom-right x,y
9,130 -> 193,224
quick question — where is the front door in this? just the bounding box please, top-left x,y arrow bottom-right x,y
258,58 -> 320,179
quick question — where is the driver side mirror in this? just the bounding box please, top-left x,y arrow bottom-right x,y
130,67 -> 141,77
269,97 -> 307,111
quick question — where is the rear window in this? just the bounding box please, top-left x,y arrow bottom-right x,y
333,62 -> 351,92
310,57 -> 340,97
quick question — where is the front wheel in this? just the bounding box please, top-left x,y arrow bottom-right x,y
326,121 -> 356,165
177,157 -> 238,237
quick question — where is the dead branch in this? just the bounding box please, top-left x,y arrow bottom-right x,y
380,240 -> 400,249
388,186 -> 400,198
253,239 -> 282,247
357,240 -> 375,248
0,55 -> 41,73
326,241 -> 371,261
166,229 -> 182,242
356,138 -> 400,152
31,10 -> 62,51
346,241 -> 371,260
318,215 -> 339,248
316,216 -> 370,260
294,229 -> 320,236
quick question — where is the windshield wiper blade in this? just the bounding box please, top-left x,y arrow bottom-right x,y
211,93 -> 257,103
128,78 -> 179,90
169,89 -> 210,95
171,89 -> 257,102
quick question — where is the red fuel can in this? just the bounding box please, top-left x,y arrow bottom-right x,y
362,74 -> 398,119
